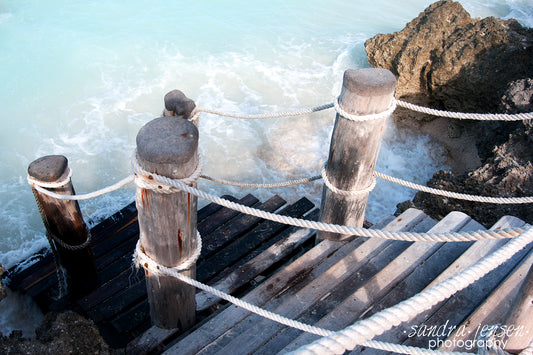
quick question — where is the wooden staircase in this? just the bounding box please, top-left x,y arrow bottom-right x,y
153,208 -> 530,355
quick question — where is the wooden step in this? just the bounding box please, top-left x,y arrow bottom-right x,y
161,208 -> 435,354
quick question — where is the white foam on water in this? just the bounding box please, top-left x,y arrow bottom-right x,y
0,0 -> 530,338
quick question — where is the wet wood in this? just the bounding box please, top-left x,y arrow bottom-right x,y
135,115 -> 199,330
319,68 -> 396,242
27,155 -> 97,297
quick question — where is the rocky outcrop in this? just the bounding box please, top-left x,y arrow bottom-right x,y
0,311 -> 118,354
366,0 -> 533,227
365,0 -> 533,114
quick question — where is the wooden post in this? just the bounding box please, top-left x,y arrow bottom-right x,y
135,104 -> 199,330
502,264 -> 533,354
318,68 -> 396,242
28,155 -> 97,297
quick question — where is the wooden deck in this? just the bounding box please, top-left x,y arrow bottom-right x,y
3,194 -> 531,354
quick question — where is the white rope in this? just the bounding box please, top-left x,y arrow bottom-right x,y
291,224 -> 533,355
396,100 -> 533,121
133,241 -> 471,355
201,174 -> 322,189
27,168 -> 73,189
30,176 -> 134,201
375,171 -> 533,204
193,102 -> 334,119
131,153 -> 524,243
135,233 -> 202,272
334,97 -> 397,122
321,165 -> 377,196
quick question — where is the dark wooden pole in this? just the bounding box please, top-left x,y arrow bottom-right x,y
28,155 -> 97,297
135,104 -> 199,330
503,263 -> 533,354
318,68 -> 396,242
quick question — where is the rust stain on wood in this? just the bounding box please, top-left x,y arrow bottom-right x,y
177,230 -> 183,259
141,189 -> 150,208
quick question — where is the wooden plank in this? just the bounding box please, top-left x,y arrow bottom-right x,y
197,197 -> 230,224
87,279 -> 147,323
92,220 -> 139,260
77,267 -> 144,312
133,209 -> 427,354
256,216 -> 437,355
197,197 -> 311,282
89,201 -> 137,246
281,211 -> 472,354
401,221 -> 532,350
196,225 -> 317,311
441,247 -> 533,352
127,219 -> 319,355
202,210 -> 432,354
198,194 -> 258,237
199,195 -> 286,262
110,299 -> 150,335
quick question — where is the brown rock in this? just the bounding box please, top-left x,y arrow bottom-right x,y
0,311 -> 120,355
365,0 -> 533,114
367,0 -> 533,226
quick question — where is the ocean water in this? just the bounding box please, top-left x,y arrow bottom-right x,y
0,0 -> 531,337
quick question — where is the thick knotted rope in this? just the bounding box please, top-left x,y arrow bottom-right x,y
131,152 -> 524,243
291,224 -> 533,355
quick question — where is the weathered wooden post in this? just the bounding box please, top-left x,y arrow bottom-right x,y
318,68 -> 396,241
28,155 -> 97,297
135,92 -> 199,330
503,264 -> 533,354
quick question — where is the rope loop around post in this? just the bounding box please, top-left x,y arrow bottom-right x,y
321,164 -> 377,196
334,96 -> 397,122
27,168 -> 73,189
132,150 -> 203,194
134,231 -> 202,273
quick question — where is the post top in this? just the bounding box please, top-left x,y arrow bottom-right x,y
136,116 -> 199,165
28,155 -> 69,182
164,90 -> 196,118
342,68 -> 396,97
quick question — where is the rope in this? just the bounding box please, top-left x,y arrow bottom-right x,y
133,238 -> 472,355
396,100 -> 533,121
291,224 -> 533,355
131,207 -> 533,355
133,153 -> 203,193
374,171 -> 533,204
334,97 -> 397,122
131,153 -> 525,243
201,174 -> 322,189
193,102 -> 334,119
27,168 -> 73,189
321,165 -> 376,196
30,175 -> 134,201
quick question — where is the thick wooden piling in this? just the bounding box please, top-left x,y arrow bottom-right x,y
28,155 -> 97,297
135,102 -> 199,330
319,68 -> 396,241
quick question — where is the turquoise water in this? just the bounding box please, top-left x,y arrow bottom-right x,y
0,0 -> 531,336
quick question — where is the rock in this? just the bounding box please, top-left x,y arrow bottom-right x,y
0,311 -> 120,355
365,0 -> 533,227
365,0 -> 533,114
